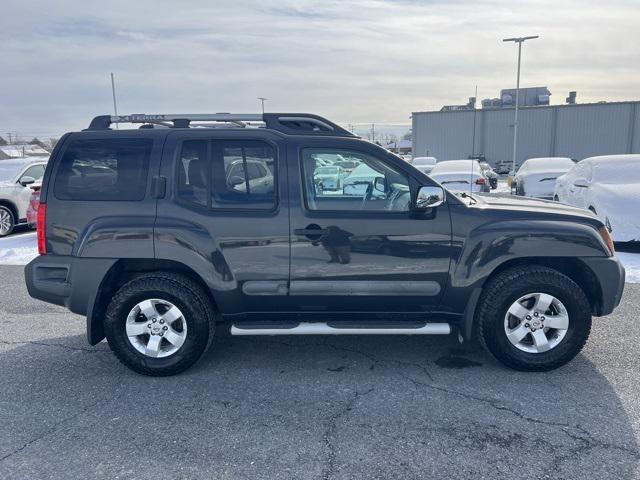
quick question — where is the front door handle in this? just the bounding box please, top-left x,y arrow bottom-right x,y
294,224 -> 328,239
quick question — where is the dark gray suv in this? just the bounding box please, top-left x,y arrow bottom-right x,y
25,113 -> 625,376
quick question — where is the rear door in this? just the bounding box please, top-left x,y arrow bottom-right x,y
155,130 -> 289,316
287,138 -> 452,316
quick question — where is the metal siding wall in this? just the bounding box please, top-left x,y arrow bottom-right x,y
413,102 -> 640,165
632,104 -> 640,153
482,109 -> 513,166
412,111 -> 475,160
555,104 -> 630,159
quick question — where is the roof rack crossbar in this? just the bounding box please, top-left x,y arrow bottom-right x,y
87,113 -> 355,137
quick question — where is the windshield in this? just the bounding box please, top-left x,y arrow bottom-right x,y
316,167 -> 338,175
432,160 -> 480,174
413,157 -> 436,166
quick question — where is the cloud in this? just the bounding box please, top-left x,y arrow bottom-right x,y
1,0 -> 639,138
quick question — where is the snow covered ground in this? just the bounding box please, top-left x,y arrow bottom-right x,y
1,230 -> 638,283
0,231 -> 39,265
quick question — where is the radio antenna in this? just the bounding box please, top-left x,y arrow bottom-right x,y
470,85 -> 478,199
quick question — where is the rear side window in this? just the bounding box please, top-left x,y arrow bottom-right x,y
177,139 -> 277,211
54,138 -> 152,201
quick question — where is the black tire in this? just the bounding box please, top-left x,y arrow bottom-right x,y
104,272 -> 215,376
0,205 -> 15,237
476,266 -> 591,371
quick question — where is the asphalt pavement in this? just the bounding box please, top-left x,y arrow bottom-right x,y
1,265 -> 639,479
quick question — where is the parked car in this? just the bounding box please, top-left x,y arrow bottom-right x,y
495,160 -> 513,175
411,156 -> 438,175
429,159 -> 490,193
342,163 -> 387,197
478,161 -> 498,189
0,157 -> 47,236
513,157 -> 575,199
554,154 -> 640,242
26,112 -> 624,376
313,165 -> 347,191
26,190 -> 40,228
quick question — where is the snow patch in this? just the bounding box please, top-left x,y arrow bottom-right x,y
0,232 -> 38,265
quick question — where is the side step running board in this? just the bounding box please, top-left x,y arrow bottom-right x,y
230,322 -> 451,336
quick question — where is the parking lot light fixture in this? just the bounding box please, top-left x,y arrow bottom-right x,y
503,35 -> 539,175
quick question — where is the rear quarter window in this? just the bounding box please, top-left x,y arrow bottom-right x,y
54,138 -> 152,201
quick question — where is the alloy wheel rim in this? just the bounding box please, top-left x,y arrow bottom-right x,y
503,292 -> 569,354
0,209 -> 12,235
126,299 -> 188,358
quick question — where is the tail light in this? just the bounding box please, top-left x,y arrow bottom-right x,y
37,203 -> 47,255
475,177 -> 486,185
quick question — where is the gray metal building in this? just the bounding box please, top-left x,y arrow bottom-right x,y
412,101 -> 640,167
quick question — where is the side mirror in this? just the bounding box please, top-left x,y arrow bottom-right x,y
573,178 -> 589,188
373,176 -> 386,193
19,176 -> 35,187
415,186 -> 445,210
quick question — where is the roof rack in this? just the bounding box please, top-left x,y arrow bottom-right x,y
86,113 -> 355,137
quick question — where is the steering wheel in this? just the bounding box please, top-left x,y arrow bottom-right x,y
361,183 -> 374,210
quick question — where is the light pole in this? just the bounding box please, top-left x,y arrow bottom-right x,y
503,35 -> 539,175
258,97 -> 268,114
110,72 -> 119,130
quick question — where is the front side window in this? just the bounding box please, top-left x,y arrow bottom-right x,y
54,138 -> 152,201
301,149 -> 410,212
177,139 -> 277,210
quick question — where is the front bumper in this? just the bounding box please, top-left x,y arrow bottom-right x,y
580,255 -> 626,316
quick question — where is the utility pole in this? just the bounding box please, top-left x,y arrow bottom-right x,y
110,72 -> 119,130
258,97 -> 268,114
503,35 -> 539,175
7,132 -> 12,144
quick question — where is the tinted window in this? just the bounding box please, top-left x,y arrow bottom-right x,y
301,149 -> 410,212
54,138 -> 152,201
177,139 -> 277,210
214,142 -> 276,209
177,140 -> 208,207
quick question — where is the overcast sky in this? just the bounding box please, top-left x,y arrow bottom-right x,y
1,0 -> 639,140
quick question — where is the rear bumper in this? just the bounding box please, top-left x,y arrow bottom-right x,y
25,255 -> 116,316
580,255 -> 626,316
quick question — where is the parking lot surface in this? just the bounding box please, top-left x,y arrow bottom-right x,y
1,264 -> 639,479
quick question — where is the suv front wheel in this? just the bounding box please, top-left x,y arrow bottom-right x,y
104,273 -> 215,376
476,266 -> 592,371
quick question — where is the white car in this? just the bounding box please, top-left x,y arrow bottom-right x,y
411,156 -> 438,174
514,157 -> 575,199
429,159 -> 489,193
0,157 -> 48,236
554,154 -> 640,242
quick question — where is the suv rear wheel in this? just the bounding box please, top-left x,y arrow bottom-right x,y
0,205 -> 15,236
476,266 -> 591,371
104,273 -> 215,376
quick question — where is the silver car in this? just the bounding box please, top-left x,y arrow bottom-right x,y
0,158 -> 48,236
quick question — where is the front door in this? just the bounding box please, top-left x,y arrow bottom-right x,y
287,141 -> 452,316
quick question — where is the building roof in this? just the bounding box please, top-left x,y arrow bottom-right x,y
0,144 -> 49,159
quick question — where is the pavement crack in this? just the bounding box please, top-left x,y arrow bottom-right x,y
0,388 -> 126,464
321,388 -> 374,480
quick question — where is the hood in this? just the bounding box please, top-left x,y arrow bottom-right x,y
474,194 -> 598,222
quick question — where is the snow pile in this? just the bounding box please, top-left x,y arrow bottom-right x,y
618,252 -> 640,283
0,232 -> 38,265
